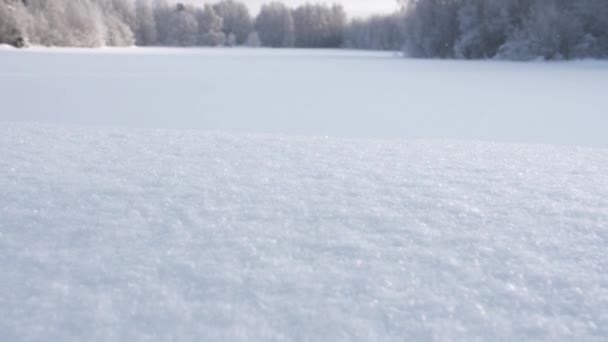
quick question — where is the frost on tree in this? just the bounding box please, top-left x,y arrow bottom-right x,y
245,31 -> 261,47
135,0 -> 157,46
0,0 -> 28,47
292,4 -> 346,48
196,4 -> 225,46
166,4 -> 198,46
344,13 -> 406,51
213,0 -> 252,45
255,2 -> 294,48
2,0 -> 607,58
1,0 -> 135,47
400,0 -> 608,60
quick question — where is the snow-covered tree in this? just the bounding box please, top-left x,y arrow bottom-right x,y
226,32 -> 236,46
24,0 -> 65,46
344,12 -> 406,51
98,0 -> 135,46
135,0 -> 157,45
245,31 -> 261,47
0,0 -> 29,47
402,0 -> 461,58
1,0 -> 606,57
497,1 -> 583,60
292,3 -> 346,48
575,0 -> 608,57
213,0 -> 252,45
196,4 -> 225,46
166,3 -> 198,46
255,2 -> 294,47
400,0 -> 608,59
453,0 -> 509,59
152,0 -> 171,45
62,0 -> 105,47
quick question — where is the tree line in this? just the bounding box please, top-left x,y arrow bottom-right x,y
2,0 -> 608,60
0,0 -> 394,49
401,0 -> 608,60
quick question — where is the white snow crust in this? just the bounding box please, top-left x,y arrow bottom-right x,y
1,123 -> 607,341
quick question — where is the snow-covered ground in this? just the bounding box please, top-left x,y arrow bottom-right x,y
1,47 -> 608,147
1,49 -> 608,341
2,122 -> 608,341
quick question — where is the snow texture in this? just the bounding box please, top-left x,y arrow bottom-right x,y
1,48 -> 608,341
1,122 -> 608,341
1,48 -> 607,147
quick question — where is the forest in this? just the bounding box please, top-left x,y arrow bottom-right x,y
1,0 -> 607,60
402,0 -> 608,60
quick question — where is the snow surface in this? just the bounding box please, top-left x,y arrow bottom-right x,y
1,122 -> 608,341
1,47 -> 608,147
1,48 -> 608,340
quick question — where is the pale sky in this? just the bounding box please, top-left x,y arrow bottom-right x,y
182,0 -> 399,17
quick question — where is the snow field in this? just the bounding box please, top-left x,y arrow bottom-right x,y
1,123 -> 607,341
1,47 -> 608,147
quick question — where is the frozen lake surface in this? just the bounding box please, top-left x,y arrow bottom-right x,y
1,47 -> 607,147
1,48 -> 608,341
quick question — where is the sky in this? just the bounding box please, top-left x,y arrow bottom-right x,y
182,0 -> 399,17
